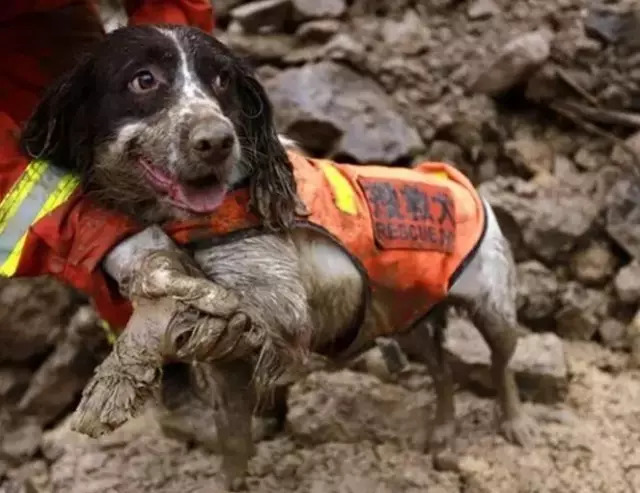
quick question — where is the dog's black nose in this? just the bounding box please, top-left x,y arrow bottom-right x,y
189,122 -> 235,161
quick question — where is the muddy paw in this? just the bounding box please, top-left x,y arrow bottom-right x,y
500,413 -> 537,447
71,371 -> 160,438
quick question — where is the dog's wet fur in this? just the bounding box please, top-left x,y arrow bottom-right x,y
22,25 -> 536,489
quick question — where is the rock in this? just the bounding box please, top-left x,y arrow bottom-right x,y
0,277 -> 75,364
480,177 -> 599,262
444,317 -> 568,404
291,0 -> 346,20
380,10 -> 432,56
553,155 -> 583,188
611,131 -> 640,169
585,7 -> 640,49
316,32 -> 367,65
40,416 -> 91,462
614,261 -> 640,304
504,137 -> 554,177
470,29 -> 553,96
522,183 -> 598,261
225,32 -> 296,62
295,19 -> 340,43
2,460 -> 50,493
287,370 -> 431,448
574,147 -> 602,172
17,306 -> 107,425
598,318 -> 628,350
467,0 -> 500,20
516,261 -> 559,323
555,282 -> 610,340
0,419 -> 42,461
604,178 -> 640,260
569,240 -> 618,286
213,0 -> 248,19
266,62 -> 423,162
230,0 -> 291,34
428,140 -> 465,166
0,367 -> 31,404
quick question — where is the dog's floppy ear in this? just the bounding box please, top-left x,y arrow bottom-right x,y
20,56 -> 94,173
236,68 -> 303,231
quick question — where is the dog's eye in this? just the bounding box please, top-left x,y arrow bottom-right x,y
129,70 -> 159,93
213,70 -> 230,91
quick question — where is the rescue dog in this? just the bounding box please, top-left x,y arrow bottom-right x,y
21,25 -> 535,488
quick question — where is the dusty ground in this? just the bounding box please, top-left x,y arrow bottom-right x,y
3,341 -> 639,493
4,0 -> 640,491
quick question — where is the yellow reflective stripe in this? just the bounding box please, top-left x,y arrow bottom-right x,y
319,161 -> 358,215
0,160 -> 48,234
429,171 -> 449,181
0,162 -> 80,277
99,319 -> 118,345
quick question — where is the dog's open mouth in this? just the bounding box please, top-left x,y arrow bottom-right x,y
138,158 -> 227,213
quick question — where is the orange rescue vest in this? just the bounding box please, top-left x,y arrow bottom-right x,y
167,152 -> 486,353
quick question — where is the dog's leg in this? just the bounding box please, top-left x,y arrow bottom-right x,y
468,300 -> 534,445
157,363 -> 221,451
193,361 -> 255,491
396,305 -> 458,471
449,201 -> 535,446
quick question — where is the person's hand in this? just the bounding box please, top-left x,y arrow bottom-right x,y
103,226 -> 241,321
127,249 -> 239,317
164,305 -> 259,362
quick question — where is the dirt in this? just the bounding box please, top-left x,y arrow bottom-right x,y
2,342 -> 639,493
4,0 -> 640,491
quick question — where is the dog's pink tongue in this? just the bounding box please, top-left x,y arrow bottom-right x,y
171,183 -> 227,213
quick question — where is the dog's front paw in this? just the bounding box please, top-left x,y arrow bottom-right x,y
71,370 -> 159,437
500,413 -> 537,447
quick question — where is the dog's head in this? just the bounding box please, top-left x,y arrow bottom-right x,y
20,25 -> 299,228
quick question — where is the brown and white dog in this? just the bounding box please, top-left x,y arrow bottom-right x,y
21,25 -> 535,488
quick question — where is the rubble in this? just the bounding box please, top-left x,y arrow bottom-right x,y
569,240 -> 619,286
444,317 -> 568,404
230,0 -> 291,34
291,0 -> 346,21
614,261 -> 640,304
467,0 -> 500,20
503,136 -> 555,177
516,260 -> 559,323
9,0 -> 640,490
266,62 -> 423,162
605,178 -> 640,260
294,19 -> 340,43
470,29 -> 553,96
555,282 -> 610,341
286,370 -> 430,449
598,318 -> 628,350
479,177 -> 598,262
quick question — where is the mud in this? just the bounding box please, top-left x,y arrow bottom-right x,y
4,0 -> 640,491
2,342 -> 638,493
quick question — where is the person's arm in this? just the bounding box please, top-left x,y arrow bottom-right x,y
124,0 -> 214,32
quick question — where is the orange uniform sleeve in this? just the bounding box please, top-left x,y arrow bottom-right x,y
125,0 -> 214,31
0,112 -> 138,328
